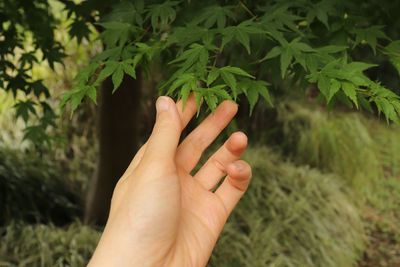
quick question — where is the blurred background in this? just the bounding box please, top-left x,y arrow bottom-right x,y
1,0 -> 400,266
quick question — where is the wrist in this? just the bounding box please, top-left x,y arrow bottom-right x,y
88,222 -> 173,267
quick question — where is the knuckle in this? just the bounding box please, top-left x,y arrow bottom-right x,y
156,110 -> 182,133
229,161 -> 252,191
229,176 -> 250,192
156,116 -> 172,131
186,134 -> 207,154
210,157 -> 226,173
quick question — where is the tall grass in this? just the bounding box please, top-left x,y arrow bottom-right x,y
274,101 -> 400,266
209,147 -> 365,267
277,102 -> 383,200
0,147 -> 82,225
0,222 -> 100,267
0,91 -> 26,150
366,118 -> 400,179
0,146 -> 365,267
2,98 -> 399,266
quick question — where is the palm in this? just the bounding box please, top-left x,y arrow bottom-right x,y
176,171 -> 230,267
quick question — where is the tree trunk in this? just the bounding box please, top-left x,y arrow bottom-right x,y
85,74 -> 142,225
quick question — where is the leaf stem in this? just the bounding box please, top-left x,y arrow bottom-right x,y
239,1 -> 256,19
213,42 -> 224,67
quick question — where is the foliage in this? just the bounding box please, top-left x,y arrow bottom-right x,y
3,0 -> 400,142
60,0 -> 400,123
0,91 -> 27,149
367,119 -> 400,179
276,101 -> 382,200
209,147 -> 365,267
360,121 -> 400,266
0,147 -> 82,225
0,0 -> 101,145
0,0 -> 66,144
0,222 -> 100,267
359,175 -> 400,267
0,146 -> 365,267
274,100 -> 400,266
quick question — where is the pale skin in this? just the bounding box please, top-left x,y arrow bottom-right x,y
88,94 -> 252,267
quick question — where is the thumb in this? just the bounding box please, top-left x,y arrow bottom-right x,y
143,96 -> 182,161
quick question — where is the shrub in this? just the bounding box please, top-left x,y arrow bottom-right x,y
0,222 -> 100,266
276,101 -> 382,200
273,102 -> 400,266
0,148 -> 82,225
359,176 -> 400,267
0,146 -> 365,267
365,119 -> 400,179
209,147 -> 365,267
0,92 -> 26,150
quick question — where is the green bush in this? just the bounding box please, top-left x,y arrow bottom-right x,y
276,101 -> 382,200
0,148 -> 82,225
274,102 -> 400,266
0,92 -> 26,149
359,176 -> 400,267
0,146 -> 365,267
209,147 -> 365,267
0,222 -> 100,267
366,119 -> 400,180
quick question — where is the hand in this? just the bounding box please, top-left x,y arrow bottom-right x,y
89,94 -> 252,267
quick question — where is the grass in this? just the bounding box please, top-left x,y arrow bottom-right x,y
0,147 -> 82,226
0,91 -> 27,150
1,98 -> 400,266
276,101 -> 382,201
209,147 -> 365,267
359,176 -> 400,267
0,222 -> 100,267
274,101 -> 400,266
0,146 -> 365,267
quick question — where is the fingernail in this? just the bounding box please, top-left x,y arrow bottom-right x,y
156,96 -> 170,112
233,162 -> 244,171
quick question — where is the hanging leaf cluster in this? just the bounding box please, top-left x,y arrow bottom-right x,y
3,0 -> 400,136
63,0 -> 400,122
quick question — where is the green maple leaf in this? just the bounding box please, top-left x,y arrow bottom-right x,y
15,100 -> 37,123
68,19 -> 91,43
307,59 -> 376,102
147,1 -> 180,32
305,0 -> 335,29
92,47 -> 123,62
207,67 -> 220,86
122,60 -> 136,79
219,66 -> 254,99
239,79 -> 272,115
96,61 -> 119,84
260,4 -> 303,34
167,26 -> 212,47
112,65 -> 124,92
60,85 -> 97,115
327,79 -> 341,102
341,82 -> 358,108
193,5 -> 236,29
221,20 -> 265,54
264,38 -> 315,77
98,22 -> 137,47
169,43 -> 209,74
104,1 -> 144,26
352,26 -> 389,54
166,73 -> 197,96
383,40 -> 400,76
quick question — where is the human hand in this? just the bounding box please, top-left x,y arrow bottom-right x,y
88,94 -> 252,267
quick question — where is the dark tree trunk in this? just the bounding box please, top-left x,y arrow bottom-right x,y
85,74 -> 142,225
